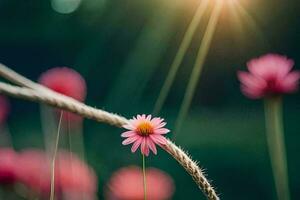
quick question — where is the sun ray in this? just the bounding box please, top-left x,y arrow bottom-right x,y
153,0 -> 210,115
173,0 -> 224,138
234,1 -> 266,46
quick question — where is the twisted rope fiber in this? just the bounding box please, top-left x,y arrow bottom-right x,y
0,82 -> 127,127
0,65 -> 219,200
163,140 -> 219,200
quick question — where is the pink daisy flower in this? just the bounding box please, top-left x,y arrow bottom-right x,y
105,166 -> 175,200
238,54 -> 300,99
121,114 -> 170,156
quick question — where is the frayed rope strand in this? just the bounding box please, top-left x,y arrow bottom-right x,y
163,140 -> 219,200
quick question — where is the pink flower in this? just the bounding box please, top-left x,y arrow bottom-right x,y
105,166 -> 175,200
56,151 -> 98,199
0,148 -> 18,184
238,54 -> 300,99
0,96 -> 9,125
39,67 -> 86,102
62,192 -> 97,200
15,150 -> 52,196
15,149 -> 97,199
39,67 -> 87,123
121,114 -> 170,156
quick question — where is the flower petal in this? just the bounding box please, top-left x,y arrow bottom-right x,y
240,85 -> 264,99
131,138 -> 142,153
154,122 -> 167,129
154,128 -> 170,135
122,136 -> 139,145
146,115 -> 152,121
147,139 -> 157,155
151,117 -> 164,126
128,119 -> 139,128
237,71 -> 266,90
280,71 -> 300,93
121,131 -> 136,138
150,135 -> 167,145
247,54 -> 294,79
122,124 -> 135,130
141,138 -> 149,156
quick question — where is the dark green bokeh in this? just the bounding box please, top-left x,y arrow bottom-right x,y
1,0 -> 300,199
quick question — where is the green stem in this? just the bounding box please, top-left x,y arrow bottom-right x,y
264,97 -> 290,200
142,154 -> 147,200
50,111 -> 63,200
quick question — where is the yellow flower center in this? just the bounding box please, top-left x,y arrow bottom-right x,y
136,122 -> 153,136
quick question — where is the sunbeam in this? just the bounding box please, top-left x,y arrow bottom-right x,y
173,0 -> 224,138
234,1 -> 266,46
153,0 -> 210,115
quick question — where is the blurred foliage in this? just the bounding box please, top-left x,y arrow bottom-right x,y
0,0 -> 300,199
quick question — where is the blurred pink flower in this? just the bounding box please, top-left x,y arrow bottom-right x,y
39,67 -> 86,101
15,150 -> 52,196
121,114 -> 170,156
15,149 -> 97,199
0,95 -> 9,125
62,192 -> 97,200
0,148 -> 18,184
56,151 -> 98,199
39,67 -> 87,123
238,54 -> 300,99
105,166 -> 174,200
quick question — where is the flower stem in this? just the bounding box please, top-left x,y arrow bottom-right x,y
264,97 -> 290,200
50,111 -> 63,200
142,154 -> 147,200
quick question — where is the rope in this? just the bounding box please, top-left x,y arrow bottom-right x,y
0,64 -> 219,200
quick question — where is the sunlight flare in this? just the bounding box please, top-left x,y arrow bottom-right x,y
153,0 -> 210,115
174,0 -> 224,137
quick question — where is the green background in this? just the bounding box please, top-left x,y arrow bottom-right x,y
0,0 -> 300,199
